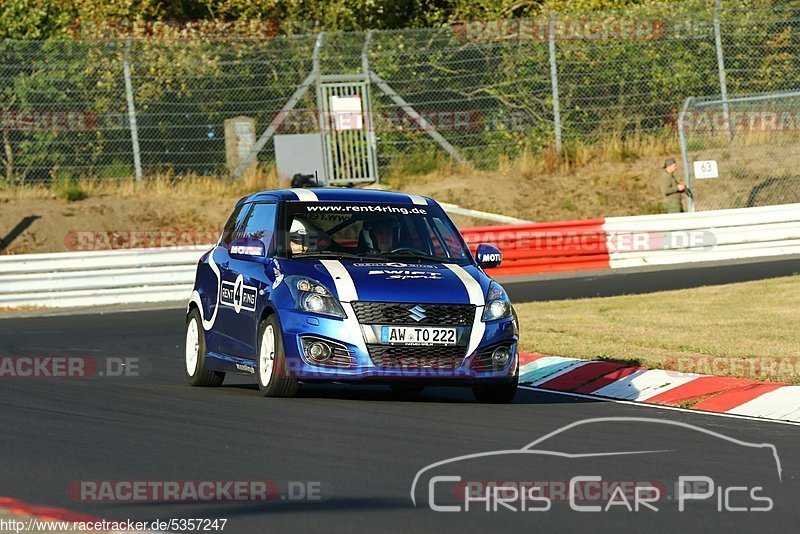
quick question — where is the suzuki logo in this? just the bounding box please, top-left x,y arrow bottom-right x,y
409,305 -> 427,322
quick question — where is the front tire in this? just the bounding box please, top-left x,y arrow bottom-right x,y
472,367 -> 518,404
257,314 -> 299,397
185,308 -> 225,387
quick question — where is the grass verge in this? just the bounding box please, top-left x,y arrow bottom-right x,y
515,274 -> 800,384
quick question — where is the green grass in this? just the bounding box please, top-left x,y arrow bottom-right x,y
515,275 -> 800,383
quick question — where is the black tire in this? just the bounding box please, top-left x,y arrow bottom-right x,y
256,314 -> 299,398
390,384 -> 426,395
472,367 -> 518,404
185,308 -> 225,387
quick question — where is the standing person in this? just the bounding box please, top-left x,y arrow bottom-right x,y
659,158 -> 686,213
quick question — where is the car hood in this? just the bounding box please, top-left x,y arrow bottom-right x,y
280,258 -> 490,305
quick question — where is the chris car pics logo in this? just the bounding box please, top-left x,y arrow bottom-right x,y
410,417 -> 781,513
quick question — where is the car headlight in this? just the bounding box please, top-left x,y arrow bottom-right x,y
286,276 -> 346,318
482,281 -> 512,321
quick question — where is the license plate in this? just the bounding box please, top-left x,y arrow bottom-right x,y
380,326 -> 457,345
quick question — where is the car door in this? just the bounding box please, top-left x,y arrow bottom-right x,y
215,202 -> 278,360
204,202 -> 249,357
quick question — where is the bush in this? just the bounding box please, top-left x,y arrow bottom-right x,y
54,180 -> 88,201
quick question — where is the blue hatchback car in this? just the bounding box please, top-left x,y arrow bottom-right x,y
185,188 -> 519,402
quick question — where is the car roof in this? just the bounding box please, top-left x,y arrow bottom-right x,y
242,188 -> 433,205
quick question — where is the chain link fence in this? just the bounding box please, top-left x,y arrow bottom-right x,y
1,0 -> 800,211
681,91 -> 800,210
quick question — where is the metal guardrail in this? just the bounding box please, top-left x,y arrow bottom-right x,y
0,248 -> 204,308
1,204 -> 799,309
464,203 -> 800,275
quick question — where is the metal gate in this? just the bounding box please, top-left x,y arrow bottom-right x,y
318,80 -> 379,184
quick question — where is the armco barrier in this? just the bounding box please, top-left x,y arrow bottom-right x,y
460,218 -> 610,276
1,203 -> 799,309
604,203 -> 800,268
465,203 -> 800,276
0,248 -> 203,308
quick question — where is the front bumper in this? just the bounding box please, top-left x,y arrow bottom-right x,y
276,308 -> 518,385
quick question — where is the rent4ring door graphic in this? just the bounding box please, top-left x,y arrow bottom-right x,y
215,246 -> 261,359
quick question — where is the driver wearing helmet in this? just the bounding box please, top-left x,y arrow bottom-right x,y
288,217 -> 321,255
359,215 -> 401,254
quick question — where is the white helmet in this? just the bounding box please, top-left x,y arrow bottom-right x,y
289,217 -> 319,250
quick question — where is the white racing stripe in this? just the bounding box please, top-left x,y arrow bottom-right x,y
290,188 -> 319,202
319,260 -> 359,302
189,249 -> 222,331
444,264 -> 485,356
318,260 -> 367,353
341,302 -> 369,354
406,193 -> 428,206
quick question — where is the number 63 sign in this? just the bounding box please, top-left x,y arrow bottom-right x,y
693,160 -> 719,179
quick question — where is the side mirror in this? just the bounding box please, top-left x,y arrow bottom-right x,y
475,243 -> 502,268
228,237 -> 266,260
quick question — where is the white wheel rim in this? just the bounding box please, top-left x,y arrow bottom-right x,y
260,325 -> 276,386
185,317 -> 200,376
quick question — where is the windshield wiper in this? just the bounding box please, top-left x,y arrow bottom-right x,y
382,252 -> 448,263
294,251 -> 376,261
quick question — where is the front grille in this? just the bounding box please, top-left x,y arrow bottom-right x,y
353,302 -> 475,326
367,344 -> 467,370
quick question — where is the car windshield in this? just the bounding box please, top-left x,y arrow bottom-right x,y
284,201 -> 471,265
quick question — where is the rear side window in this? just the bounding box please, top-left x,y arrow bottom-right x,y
219,203 -> 249,247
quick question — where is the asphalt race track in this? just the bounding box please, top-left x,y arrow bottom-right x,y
3,254 -> 800,532
1,307 -> 798,533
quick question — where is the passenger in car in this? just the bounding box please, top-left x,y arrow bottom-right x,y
359,216 -> 401,254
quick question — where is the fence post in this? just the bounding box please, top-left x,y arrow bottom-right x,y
548,14 -> 563,153
678,97 -> 695,212
361,30 -> 379,183
123,40 -> 143,185
713,0 -> 731,141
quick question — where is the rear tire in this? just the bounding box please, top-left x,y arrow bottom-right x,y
185,308 -> 225,387
257,314 -> 299,398
472,367 -> 518,404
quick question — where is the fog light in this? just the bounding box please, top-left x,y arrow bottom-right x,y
307,341 -> 332,362
492,347 -> 510,367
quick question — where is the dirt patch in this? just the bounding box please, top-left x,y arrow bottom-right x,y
391,153 -> 666,224
0,154 -> 669,254
0,194 -> 240,254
